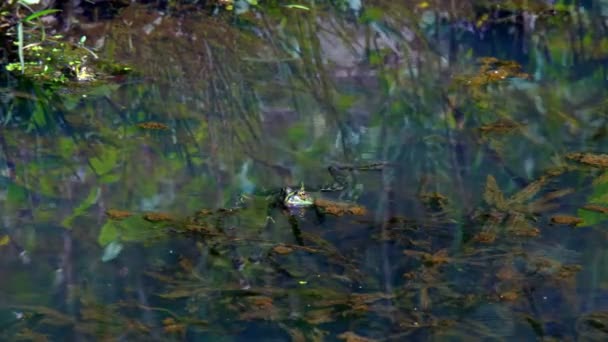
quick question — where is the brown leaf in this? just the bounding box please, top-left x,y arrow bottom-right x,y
508,176 -> 548,205
105,209 -> 132,220
337,331 -> 376,342
506,216 -> 540,238
473,231 -> 496,244
550,215 -> 583,226
479,119 -> 521,134
272,245 -> 294,255
305,308 -> 335,325
567,152 -> 608,168
556,264 -> 583,279
143,212 -> 173,222
484,175 -> 506,209
528,188 -> 574,213
162,317 -> 186,335
138,122 -> 169,130
581,204 -> 608,214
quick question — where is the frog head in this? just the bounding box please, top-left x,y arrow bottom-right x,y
283,184 -> 314,208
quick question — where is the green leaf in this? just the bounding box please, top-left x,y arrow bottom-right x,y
90,147 -> 118,175
23,9 -> 61,23
98,221 -> 119,246
99,173 -> 121,184
578,206 -> 608,227
284,4 -> 310,10
98,216 -> 167,246
62,187 -> 101,229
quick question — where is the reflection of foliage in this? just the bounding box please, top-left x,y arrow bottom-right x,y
5,0 -> 608,341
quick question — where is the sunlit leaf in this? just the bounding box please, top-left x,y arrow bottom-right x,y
0,235 -> 10,246
284,4 -> 310,10
23,9 -> 62,23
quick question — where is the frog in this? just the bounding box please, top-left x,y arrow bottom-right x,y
282,184 -> 315,208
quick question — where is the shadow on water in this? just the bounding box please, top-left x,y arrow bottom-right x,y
3,0 -> 608,340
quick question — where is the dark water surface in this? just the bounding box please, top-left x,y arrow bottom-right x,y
2,1 -> 608,340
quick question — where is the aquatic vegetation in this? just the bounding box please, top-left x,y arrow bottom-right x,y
4,0 -> 608,341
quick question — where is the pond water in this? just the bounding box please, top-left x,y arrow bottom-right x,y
2,1 -> 608,340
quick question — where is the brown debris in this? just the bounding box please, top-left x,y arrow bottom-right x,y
337,331 -> 376,342
550,215 -> 583,226
162,317 -> 186,335
105,209 -> 133,220
314,198 -> 367,216
556,264 -> 583,279
479,119 -> 521,134
143,212 -> 173,222
272,245 -> 294,255
499,291 -> 519,302
581,204 -> 608,214
473,231 -> 497,244
137,122 -> 169,130
566,152 -> 608,168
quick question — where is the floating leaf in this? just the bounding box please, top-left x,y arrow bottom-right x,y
272,245 -> 294,255
143,212 -> 173,222
106,209 -> 133,220
550,215 -> 583,227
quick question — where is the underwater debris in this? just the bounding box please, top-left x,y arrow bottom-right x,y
473,231 -> 496,244
556,264 -> 582,279
498,291 -> 519,302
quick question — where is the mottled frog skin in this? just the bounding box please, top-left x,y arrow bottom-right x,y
282,185 -> 315,208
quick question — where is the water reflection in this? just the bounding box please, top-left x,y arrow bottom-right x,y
2,1 -> 608,340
